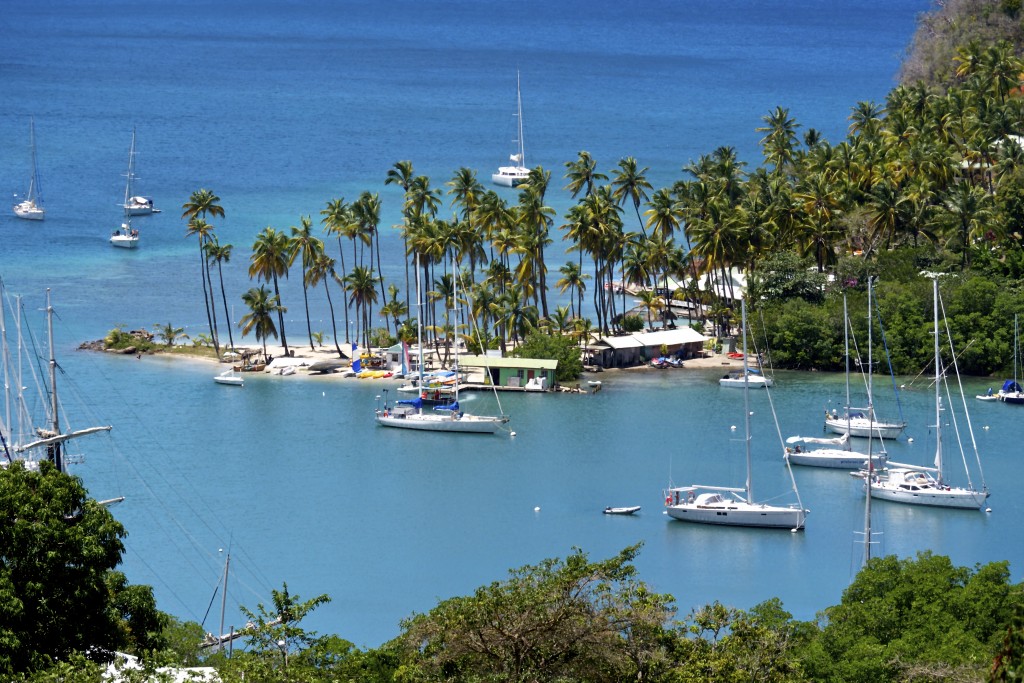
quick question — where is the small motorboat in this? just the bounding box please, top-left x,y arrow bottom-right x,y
214,369 -> 244,387
587,380 -> 602,387
603,506 -> 641,515
976,394 -> 999,402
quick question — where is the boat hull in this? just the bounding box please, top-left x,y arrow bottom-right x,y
13,202 -> 44,220
491,168 -> 529,187
785,448 -> 886,469
110,234 -> 139,249
375,411 -> 506,434
824,417 -> 904,439
214,377 -> 244,386
665,502 -> 806,529
719,376 -> 772,388
869,485 -> 988,509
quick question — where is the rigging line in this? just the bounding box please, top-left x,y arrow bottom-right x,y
873,301 -> 907,426
938,288 -> 986,490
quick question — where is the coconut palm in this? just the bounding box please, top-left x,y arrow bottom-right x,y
756,106 -> 801,175
352,192 -> 384,304
321,198 -> 355,342
385,160 -> 416,309
249,227 -> 292,357
345,265 -> 380,351
289,215 -> 324,352
307,252 -> 346,359
204,238 -> 236,351
564,151 -> 607,199
184,217 -> 220,356
611,157 -> 653,238
239,285 -> 282,360
556,261 -> 589,319
153,322 -> 188,347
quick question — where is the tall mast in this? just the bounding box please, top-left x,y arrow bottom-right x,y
933,277 -> 944,483
415,253 -> 424,412
218,549 -> 230,654
124,128 -> 136,206
46,289 -> 63,473
515,70 -> 525,167
741,299 -> 753,504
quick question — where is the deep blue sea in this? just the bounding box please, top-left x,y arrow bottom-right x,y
7,0 -> 1016,652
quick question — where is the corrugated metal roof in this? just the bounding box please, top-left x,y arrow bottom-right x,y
457,355 -> 558,370
631,328 -> 706,346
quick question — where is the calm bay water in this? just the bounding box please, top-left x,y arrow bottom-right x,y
6,0 -> 1015,651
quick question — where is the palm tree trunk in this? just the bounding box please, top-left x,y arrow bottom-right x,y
272,273 -> 289,356
302,276 -> 314,352
216,261 -> 235,350
198,242 -> 219,357
338,237 -> 350,344
324,282 -> 343,358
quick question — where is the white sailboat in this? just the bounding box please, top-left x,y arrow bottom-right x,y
12,118 -> 45,221
375,257 -> 509,434
491,71 -> 530,188
664,300 -> 808,530
997,314 -> 1024,404
1,284 -> 112,473
786,292 -> 887,469
111,130 -> 142,249
864,276 -> 990,510
824,278 -> 906,439
121,127 -> 158,216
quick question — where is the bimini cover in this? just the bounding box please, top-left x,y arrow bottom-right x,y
397,397 -> 423,409
694,492 -> 724,506
434,401 -> 460,412
1002,379 -> 1022,393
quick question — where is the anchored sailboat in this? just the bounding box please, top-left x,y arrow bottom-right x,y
862,276 -> 990,510
111,129 -> 142,249
12,118 -> 45,221
491,71 -> 530,187
664,300 -> 808,530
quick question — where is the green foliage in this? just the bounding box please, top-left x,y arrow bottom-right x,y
368,326 -> 394,349
748,251 -> 826,304
758,299 -> 843,371
0,461 -> 165,674
513,329 -> 584,381
103,326 -> 158,352
795,552 -> 1024,682
397,544 -> 675,683
620,313 -> 645,332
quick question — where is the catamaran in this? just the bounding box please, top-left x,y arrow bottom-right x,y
491,71 -> 530,187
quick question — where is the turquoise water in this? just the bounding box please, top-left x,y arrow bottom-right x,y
5,0 -> 1012,651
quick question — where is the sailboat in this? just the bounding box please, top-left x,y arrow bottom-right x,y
110,130 -> 142,249
824,278 -> 906,439
375,257 -> 509,434
997,314 -> 1024,404
1,284 -> 112,474
491,71 -> 530,187
786,292 -> 887,469
664,300 -> 809,529
12,118 -> 45,221
121,128 -> 159,216
864,276 -> 989,510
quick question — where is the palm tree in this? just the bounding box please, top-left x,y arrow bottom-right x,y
943,179 -> 995,267
249,227 -> 292,357
153,322 -> 188,347
564,151 -> 606,199
289,215 -> 324,352
637,290 -> 663,331
385,160 -> 416,310
756,106 -> 801,175
184,217 -> 220,356
344,265 -> 380,351
556,261 -> 589,319
307,253 -> 346,359
352,192 -> 385,305
611,157 -> 653,237
239,285 -> 282,360
204,239 -> 236,351
321,198 -> 355,342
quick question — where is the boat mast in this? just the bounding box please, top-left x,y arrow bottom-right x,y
933,277 -> 944,484
415,253 -> 424,414
741,299 -> 753,505
515,70 -> 525,168
124,127 -> 136,207
28,118 -> 40,205
218,549 -> 230,654
45,289 -> 64,473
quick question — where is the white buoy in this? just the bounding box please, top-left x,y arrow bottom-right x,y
908,437 -> 914,443
534,506 -> 540,512
511,431 -> 517,437
983,425 -> 990,430
730,425 -> 737,431
986,507 -> 992,513
322,391 -> 325,397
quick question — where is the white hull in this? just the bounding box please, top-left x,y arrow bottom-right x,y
491,168 -> 530,187
665,501 -> 806,529
214,370 -> 244,386
13,201 -> 44,221
123,205 -> 155,216
785,448 -> 886,469
110,233 -> 139,249
869,484 -> 988,509
825,417 -> 904,439
375,411 -> 506,434
719,375 -> 772,388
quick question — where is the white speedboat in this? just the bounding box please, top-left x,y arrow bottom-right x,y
214,369 -> 244,387
491,71 -> 530,187
13,117 -> 45,221
603,506 -> 640,515
719,369 -> 772,388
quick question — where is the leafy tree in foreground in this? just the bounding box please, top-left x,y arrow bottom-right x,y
513,328 -> 584,382
398,544 -> 674,683
0,461 -> 165,674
